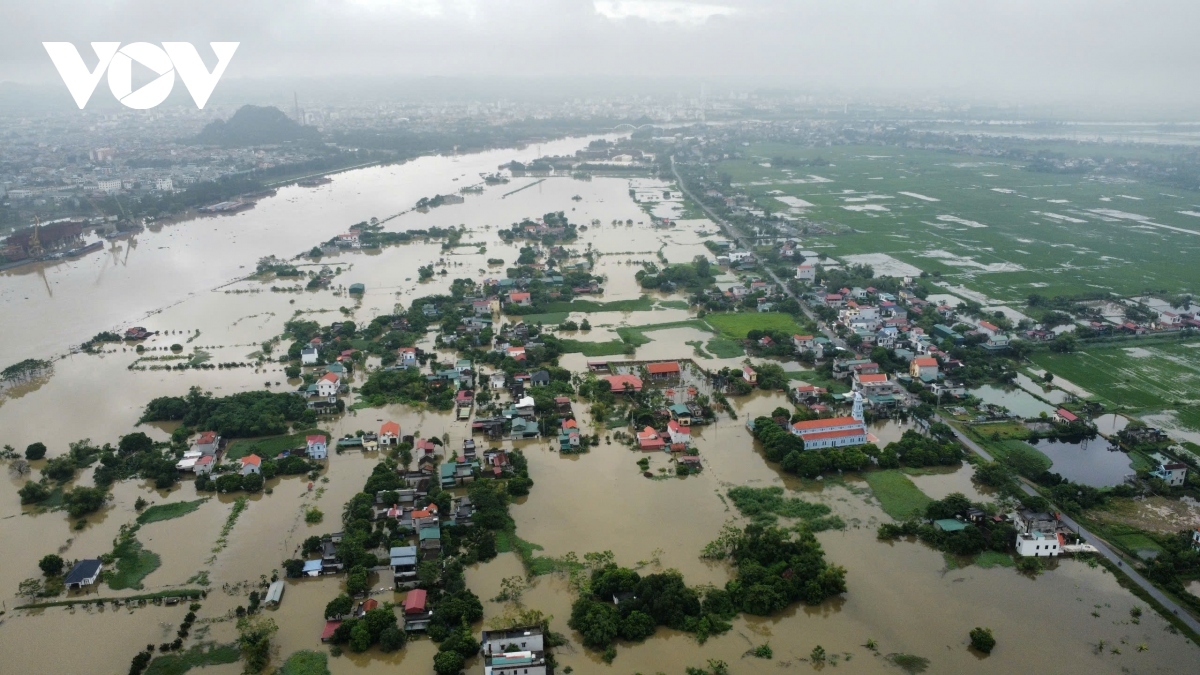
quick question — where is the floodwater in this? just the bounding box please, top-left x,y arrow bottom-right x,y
971,384 -> 1056,419
1093,413 -> 1131,437
1030,437 -> 1134,487
1,136 -> 1198,674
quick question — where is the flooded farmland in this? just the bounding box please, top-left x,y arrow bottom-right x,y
2,136 -> 1198,675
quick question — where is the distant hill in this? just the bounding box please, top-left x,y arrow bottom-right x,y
193,105 -> 318,146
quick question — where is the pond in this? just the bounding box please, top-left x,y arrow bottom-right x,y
970,383 -> 1055,418
1092,413 -> 1130,437
1014,372 -> 1070,404
1030,437 -> 1134,487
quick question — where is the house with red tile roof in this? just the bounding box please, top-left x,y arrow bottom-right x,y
789,417 -> 867,449
605,374 -> 643,393
667,420 -> 690,447
637,426 -> 665,451
317,371 -> 341,397
379,421 -> 401,445
240,454 -> 262,476
646,362 -> 680,379
508,292 -> 532,306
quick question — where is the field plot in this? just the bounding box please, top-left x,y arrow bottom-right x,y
720,144 -> 1200,301
1031,341 -> 1200,430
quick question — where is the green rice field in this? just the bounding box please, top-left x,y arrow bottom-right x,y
1032,341 -> 1200,431
719,143 -> 1200,302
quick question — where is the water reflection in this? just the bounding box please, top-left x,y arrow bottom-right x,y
1030,437 -> 1133,487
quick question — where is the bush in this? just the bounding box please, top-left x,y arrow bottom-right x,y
18,481 -> 50,505
433,650 -> 464,675
305,507 -> 324,523
39,554 -> 65,577
25,442 -> 47,460
969,627 -> 996,653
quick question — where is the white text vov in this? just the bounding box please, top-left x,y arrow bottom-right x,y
43,42 -> 239,110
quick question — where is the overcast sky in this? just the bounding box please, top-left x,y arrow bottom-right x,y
6,0 -> 1200,110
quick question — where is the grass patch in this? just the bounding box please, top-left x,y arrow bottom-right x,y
787,369 -> 850,393
862,470 -> 933,520
107,525 -> 160,591
145,643 -> 240,675
137,499 -> 207,525
981,438 -> 1053,476
543,296 -> 656,313
704,336 -> 745,358
276,650 -> 331,675
727,486 -> 832,521
498,523 -> 580,577
212,497 -> 249,556
556,339 -> 630,357
685,340 -> 712,358
1112,533 -> 1164,555
657,300 -> 691,310
615,319 -> 713,345
520,312 -> 570,326
224,429 -> 329,461
973,550 -> 1016,568
706,312 -> 804,339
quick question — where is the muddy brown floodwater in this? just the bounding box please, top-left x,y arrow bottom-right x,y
1,135 -> 1196,674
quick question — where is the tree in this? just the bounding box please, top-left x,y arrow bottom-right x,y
39,554 -> 65,577
242,473 -> 264,493
18,480 -> 49,504
379,623 -> 407,652
349,621 -> 372,652
64,486 -> 107,518
568,598 -> 621,649
346,565 -> 369,596
235,616 -> 278,674
118,432 -> 154,456
325,594 -> 353,619
969,627 -> 996,654
25,442 -> 47,460
282,559 -> 305,578
620,610 -> 656,641
434,651 -> 465,675
507,475 -> 533,497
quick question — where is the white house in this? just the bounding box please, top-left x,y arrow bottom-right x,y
482,626 -> 545,656
789,416 -> 868,449
379,422 -> 401,446
1016,531 -> 1061,557
1150,460 -> 1188,487
398,347 -> 418,367
484,651 -> 547,675
667,420 -> 691,448
317,372 -> 340,398
728,250 -> 752,263
240,454 -> 263,476
792,334 -> 815,353
194,431 -> 220,456
301,346 -> 319,365
490,372 -> 507,389
306,435 -> 328,460
194,455 -> 215,475
795,264 -> 816,282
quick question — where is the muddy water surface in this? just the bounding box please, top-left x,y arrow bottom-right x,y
1,136 -> 1197,675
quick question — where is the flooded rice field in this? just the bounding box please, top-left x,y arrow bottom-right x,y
1,136 -> 1198,674
971,383 -> 1057,418
1030,437 -> 1135,487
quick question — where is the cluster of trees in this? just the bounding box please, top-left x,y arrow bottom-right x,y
877,492 -> 1017,556
636,257 -> 716,292
322,596 -> 408,653
879,428 -> 964,468
140,387 -> 316,437
569,565 -> 733,652
751,418 -> 870,478
1,358 -> 52,383
359,367 -> 454,410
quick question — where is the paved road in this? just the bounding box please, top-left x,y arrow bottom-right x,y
939,413 -> 1200,634
669,156 -> 847,351
672,156 -> 1199,633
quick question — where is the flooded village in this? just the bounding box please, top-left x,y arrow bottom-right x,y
2,129 -> 1200,675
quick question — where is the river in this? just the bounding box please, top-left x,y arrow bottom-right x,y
0,136 -> 1197,674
